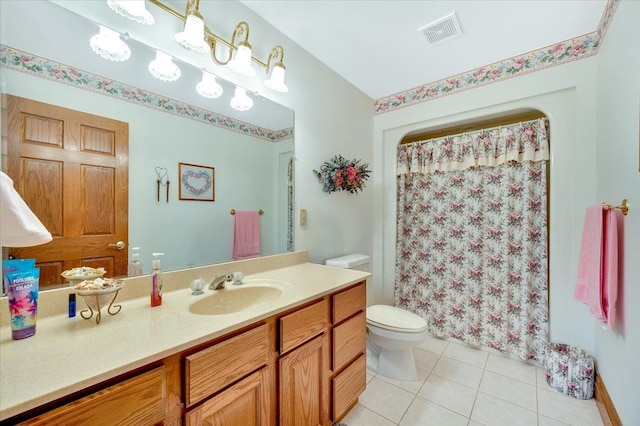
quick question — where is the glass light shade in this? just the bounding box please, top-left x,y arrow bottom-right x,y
90,26 -> 131,62
196,71 -> 223,98
175,14 -> 209,53
264,63 -> 288,93
227,43 -> 256,77
148,51 -> 181,81
107,0 -> 154,25
230,87 -> 253,111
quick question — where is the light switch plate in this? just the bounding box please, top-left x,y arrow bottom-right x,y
299,209 -> 307,226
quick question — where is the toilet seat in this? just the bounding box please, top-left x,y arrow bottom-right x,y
366,305 -> 427,333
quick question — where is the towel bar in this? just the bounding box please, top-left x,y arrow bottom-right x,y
230,209 -> 264,215
602,198 -> 629,216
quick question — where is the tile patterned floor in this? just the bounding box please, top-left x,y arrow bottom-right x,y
342,335 -> 604,426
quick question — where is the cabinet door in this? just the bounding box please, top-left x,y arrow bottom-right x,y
185,366 -> 274,426
279,333 -> 329,426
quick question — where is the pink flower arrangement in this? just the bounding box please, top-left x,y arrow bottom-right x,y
313,155 -> 371,194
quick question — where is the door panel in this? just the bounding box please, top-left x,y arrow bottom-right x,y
5,96 -> 129,288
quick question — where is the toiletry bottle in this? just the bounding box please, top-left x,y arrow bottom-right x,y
128,247 -> 143,276
151,253 -> 164,307
68,293 -> 76,318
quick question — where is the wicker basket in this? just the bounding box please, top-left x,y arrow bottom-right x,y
544,343 -> 594,399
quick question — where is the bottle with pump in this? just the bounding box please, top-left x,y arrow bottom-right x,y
151,253 -> 164,307
128,247 -> 143,277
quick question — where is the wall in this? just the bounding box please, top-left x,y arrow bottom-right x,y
372,57 -> 600,354
0,0 -> 375,271
594,1 -> 640,423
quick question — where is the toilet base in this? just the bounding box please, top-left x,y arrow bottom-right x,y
366,335 -> 418,380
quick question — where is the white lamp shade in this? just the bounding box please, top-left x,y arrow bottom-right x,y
90,25 -> 131,62
175,14 -> 209,53
149,51 -> 181,81
196,71 -> 223,98
0,172 -> 52,247
230,87 -> 253,111
107,0 -> 154,25
264,63 -> 288,93
228,43 -> 256,77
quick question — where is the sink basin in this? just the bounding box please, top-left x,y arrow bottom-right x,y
189,279 -> 291,315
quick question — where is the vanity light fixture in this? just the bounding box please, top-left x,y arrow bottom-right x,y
147,0 -> 289,92
225,22 -> 256,77
174,0 -> 209,53
196,71 -> 223,98
148,51 -> 181,81
90,25 -> 131,62
107,0 -> 155,25
264,46 -> 288,93
230,87 -> 253,111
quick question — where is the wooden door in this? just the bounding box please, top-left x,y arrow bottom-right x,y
5,96 -> 128,287
185,367 -> 273,426
279,333 -> 329,426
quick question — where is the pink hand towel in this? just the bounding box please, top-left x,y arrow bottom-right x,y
232,211 -> 261,260
573,205 -> 618,329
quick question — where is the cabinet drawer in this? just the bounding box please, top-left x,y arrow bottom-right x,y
332,311 -> 366,372
332,282 -> 366,324
20,367 -> 166,426
185,323 -> 270,407
332,354 -> 366,422
279,299 -> 329,354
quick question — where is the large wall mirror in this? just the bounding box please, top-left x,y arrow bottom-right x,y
1,0 -> 294,288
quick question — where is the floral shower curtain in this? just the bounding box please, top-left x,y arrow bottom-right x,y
395,118 -> 550,362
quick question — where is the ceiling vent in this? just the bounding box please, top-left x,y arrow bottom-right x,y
418,12 -> 463,46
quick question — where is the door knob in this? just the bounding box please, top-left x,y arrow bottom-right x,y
109,241 -> 126,250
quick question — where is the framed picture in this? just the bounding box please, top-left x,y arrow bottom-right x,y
179,162 -> 215,201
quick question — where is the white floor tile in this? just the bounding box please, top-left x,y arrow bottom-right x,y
537,387 -> 604,426
418,373 -> 477,417
479,370 -> 537,411
536,365 -> 548,387
399,396 -> 468,426
432,356 -> 484,389
471,392 -> 538,426
377,366 -> 430,394
358,377 -> 416,423
538,414 -> 570,425
416,334 -> 449,355
341,403 -> 396,426
443,341 -> 489,368
413,347 -> 440,372
485,353 -> 537,385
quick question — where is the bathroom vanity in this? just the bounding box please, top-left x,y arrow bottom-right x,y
0,252 -> 369,425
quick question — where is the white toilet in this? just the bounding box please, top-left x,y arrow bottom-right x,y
325,254 -> 429,381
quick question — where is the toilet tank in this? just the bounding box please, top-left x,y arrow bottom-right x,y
325,254 -> 370,272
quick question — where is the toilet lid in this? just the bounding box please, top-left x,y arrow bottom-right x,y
366,305 -> 427,332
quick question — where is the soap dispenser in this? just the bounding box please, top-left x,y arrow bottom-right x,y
151,253 -> 164,307
128,247 -> 143,277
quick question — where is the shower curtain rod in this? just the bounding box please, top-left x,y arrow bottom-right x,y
402,116 -> 548,147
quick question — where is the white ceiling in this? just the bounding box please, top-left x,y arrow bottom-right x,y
238,0 -> 608,100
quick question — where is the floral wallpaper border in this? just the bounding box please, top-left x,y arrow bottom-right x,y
0,45 -> 293,143
373,0 -> 620,114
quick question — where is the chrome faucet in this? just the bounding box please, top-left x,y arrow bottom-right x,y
209,274 -> 233,290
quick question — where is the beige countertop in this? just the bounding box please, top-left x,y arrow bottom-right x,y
0,252 -> 370,421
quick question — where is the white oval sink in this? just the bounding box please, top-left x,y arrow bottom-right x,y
189,279 -> 291,315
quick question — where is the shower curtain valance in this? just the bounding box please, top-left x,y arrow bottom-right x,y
397,117 -> 549,176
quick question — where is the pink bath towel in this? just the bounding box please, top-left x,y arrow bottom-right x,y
232,211 -> 261,260
573,205 -> 618,329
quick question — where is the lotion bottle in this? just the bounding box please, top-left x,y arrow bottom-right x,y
151,253 -> 164,307
128,247 -> 143,277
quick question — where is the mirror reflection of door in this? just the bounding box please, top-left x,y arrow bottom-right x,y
4,96 -> 129,288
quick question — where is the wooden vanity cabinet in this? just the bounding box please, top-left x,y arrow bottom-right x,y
330,282 -> 367,422
14,280 -> 367,426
